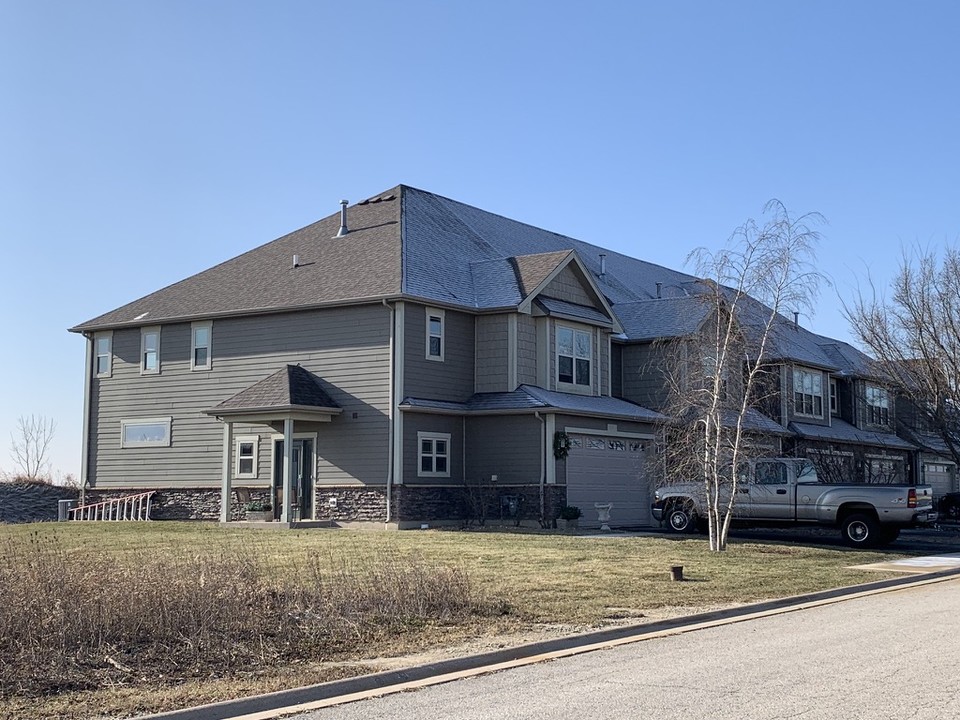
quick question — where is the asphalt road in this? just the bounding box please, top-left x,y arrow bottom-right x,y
293,577 -> 960,720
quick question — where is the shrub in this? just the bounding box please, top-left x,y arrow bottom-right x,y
558,505 -> 582,520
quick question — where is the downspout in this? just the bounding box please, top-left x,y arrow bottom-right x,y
80,333 -> 93,507
536,411 -> 545,525
383,299 -> 394,526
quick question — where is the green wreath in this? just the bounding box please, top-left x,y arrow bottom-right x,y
553,431 -> 572,460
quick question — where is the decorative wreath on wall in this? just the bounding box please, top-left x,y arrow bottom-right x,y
553,431 -> 572,460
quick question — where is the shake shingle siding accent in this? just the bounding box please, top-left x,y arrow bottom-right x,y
89,305 -> 391,489
620,343 -> 671,411
517,314 -> 538,386
475,315 -> 510,393
403,304 -> 475,402
541,265 -> 595,306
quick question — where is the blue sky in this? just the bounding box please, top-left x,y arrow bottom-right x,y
2,0 -> 959,479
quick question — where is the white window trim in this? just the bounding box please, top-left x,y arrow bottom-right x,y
234,434 -> 259,479
120,417 -> 172,448
556,324 -> 592,390
140,326 -> 161,375
865,384 -> 890,425
829,378 -> 838,414
418,431 -> 451,478
191,321 -> 213,371
793,367 -> 823,418
94,331 -> 112,378
426,308 -> 445,362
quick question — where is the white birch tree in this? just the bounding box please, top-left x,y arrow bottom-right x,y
660,201 -> 823,551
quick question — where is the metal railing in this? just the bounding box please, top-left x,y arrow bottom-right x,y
69,491 -> 155,521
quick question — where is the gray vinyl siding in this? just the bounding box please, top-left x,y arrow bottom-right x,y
466,415 -> 541,485
401,413 -> 465,485
88,305 -> 391,490
475,314 -> 510,393
619,342 -> 671,410
517,314 -> 538,386
599,329 -> 609,396
541,266 -> 594,306
403,304 -> 475,401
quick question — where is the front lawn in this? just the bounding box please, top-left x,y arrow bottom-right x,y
0,522 -> 907,720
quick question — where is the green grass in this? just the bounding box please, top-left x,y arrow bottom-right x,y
0,522 -> 911,720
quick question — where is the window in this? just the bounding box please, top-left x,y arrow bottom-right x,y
426,309 -> 444,361
141,327 -> 160,375
191,322 -> 212,370
867,456 -> 902,484
754,461 -> 788,485
557,326 -> 591,387
235,435 -> 258,478
829,378 -> 838,415
865,385 -> 889,426
120,417 -> 171,448
94,332 -> 112,378
418,432 -> 450,477
793,368 -> 823,417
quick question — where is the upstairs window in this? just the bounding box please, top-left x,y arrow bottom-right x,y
793,368 -> 823,418
418,432 -> 450,477
94,332 -> 112,378
866,385 -> 889,426
426,309 -> 444,361
829,378 -> 838,415
191,322 -> 212,371
141,327 -> 160,375
557,326 -> 591,387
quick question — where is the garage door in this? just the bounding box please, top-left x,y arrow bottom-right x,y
924,462 -> 957,500
565,434 -> 651,528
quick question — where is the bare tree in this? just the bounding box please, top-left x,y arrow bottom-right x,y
845,246 -> 960,467
660,201 -> 824,551
9,415 -> 57,482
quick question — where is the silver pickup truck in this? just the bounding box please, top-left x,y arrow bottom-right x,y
651,458 -> 936,547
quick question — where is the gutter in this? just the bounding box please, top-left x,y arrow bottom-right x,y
535,411 -> 545,524
79,333 -> 93,507
383,299 -> 394,525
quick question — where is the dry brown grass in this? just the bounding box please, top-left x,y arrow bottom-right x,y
0,522 -> 909,719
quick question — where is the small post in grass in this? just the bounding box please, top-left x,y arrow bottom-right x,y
670,565 -> 684,582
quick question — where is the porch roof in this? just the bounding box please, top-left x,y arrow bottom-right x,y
791,418 -> 915,451
204,364 -> 341,420
400,384 -> 666,423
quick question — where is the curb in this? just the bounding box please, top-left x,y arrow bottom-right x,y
138,566 -> 960,720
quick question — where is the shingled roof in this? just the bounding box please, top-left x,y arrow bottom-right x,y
68,183 -> 878,382
205,365 -> 340,417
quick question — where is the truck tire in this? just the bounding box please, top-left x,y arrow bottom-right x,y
841,513 -> 880,548
666,502 -> 697,533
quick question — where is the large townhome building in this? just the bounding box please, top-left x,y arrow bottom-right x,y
69,184 -> 927,529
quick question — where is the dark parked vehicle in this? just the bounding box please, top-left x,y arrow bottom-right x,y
939,493 -> 960,521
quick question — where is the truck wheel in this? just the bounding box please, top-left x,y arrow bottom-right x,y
667,503 -> 697,533
841,513 -> 880,548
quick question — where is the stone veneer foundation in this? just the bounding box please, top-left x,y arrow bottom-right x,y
80,484 -> 569,526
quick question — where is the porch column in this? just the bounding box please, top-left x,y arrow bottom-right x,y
281,418 -> 293,523
219,421 -> 234,523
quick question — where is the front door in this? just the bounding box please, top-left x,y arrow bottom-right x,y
273,438 -> 314,521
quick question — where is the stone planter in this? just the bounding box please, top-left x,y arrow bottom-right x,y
245,510 -> 274,522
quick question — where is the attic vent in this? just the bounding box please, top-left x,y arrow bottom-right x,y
334,199 -> 349,238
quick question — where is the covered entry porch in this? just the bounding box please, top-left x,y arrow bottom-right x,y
204,365 -> 342,524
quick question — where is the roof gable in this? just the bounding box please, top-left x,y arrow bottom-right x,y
206,364 -> 341,416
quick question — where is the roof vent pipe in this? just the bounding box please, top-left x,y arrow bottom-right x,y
599,253 -> 606,280
334,199 -> 349,238
793,311 -> 799,330
293,254 -> 300,268
656,282 -> 662,299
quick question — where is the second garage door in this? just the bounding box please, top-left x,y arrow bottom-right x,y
565,434 -> 652,528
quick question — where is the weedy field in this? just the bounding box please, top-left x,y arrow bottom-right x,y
0,522 -> 906,720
